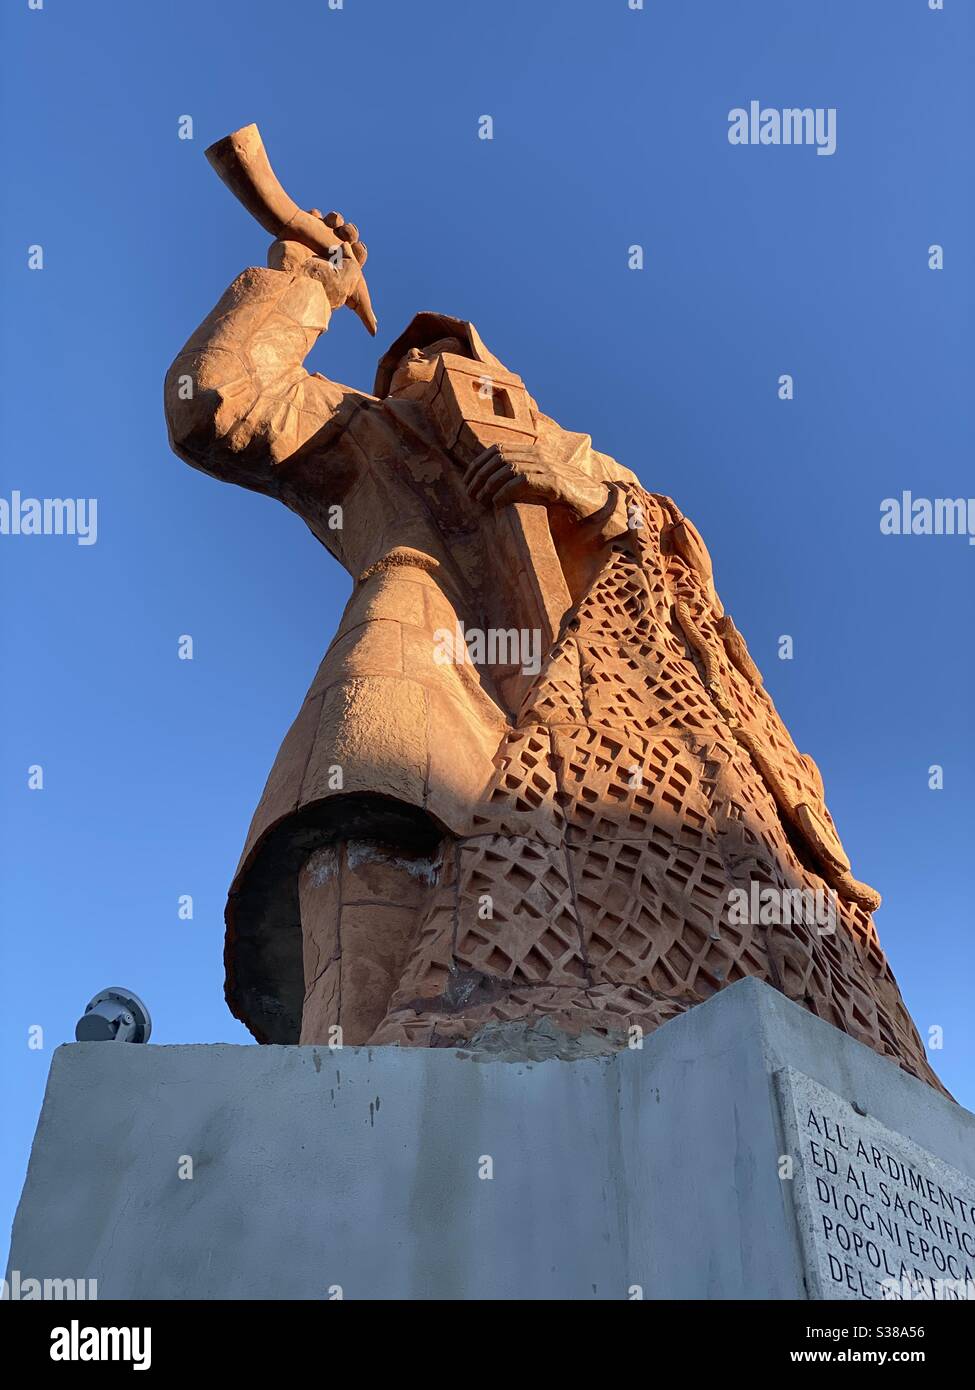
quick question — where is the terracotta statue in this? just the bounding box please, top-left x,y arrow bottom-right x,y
164,129 -> 942,1093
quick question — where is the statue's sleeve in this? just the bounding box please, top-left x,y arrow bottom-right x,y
164,264 -> 362,492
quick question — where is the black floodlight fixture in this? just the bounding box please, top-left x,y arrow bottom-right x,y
75,988 -> 152,1044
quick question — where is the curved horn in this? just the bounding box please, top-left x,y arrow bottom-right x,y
205,124 -> 377,336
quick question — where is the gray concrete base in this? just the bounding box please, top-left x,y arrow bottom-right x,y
6,979 -> 975,1300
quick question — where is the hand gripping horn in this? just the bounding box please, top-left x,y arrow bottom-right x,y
204,123 -> 377,336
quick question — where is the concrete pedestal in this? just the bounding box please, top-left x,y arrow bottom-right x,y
6,979 -> 975,1300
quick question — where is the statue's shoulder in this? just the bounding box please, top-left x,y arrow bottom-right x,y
532,409 -> 641,489
588,447 -> 641,489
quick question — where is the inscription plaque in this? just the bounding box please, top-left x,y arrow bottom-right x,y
775,1067 -> 975,1300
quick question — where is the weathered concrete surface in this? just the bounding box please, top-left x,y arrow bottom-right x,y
7,980 -> 973,1300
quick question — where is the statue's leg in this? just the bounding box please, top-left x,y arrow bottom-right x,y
298,840 -> 437,1045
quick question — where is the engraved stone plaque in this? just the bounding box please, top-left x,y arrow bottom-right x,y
775,1067 -> 975,1301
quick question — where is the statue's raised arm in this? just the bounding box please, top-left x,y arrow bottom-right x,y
164,124 -> 374,492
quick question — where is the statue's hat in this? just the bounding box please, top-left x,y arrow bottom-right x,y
373,313 -> 507,398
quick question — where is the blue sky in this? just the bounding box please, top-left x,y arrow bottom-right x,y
1,0 -> 972,1264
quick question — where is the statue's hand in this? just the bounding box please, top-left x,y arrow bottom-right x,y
464,442 -> 608,519
268,210 -> 368,312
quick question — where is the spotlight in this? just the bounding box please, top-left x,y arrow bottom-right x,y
75,988 -> 152,1044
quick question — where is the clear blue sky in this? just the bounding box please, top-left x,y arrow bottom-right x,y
1,0 -> 972,1264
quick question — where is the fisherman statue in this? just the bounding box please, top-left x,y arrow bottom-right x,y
164,127 -> 941,1092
